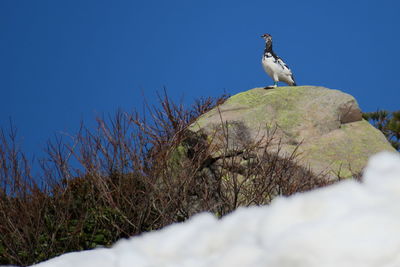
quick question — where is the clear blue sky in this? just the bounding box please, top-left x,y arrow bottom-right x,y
1,0 -> 399,158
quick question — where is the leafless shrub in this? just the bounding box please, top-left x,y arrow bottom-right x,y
0,91 -> 342,266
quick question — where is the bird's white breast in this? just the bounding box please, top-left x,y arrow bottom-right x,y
262,56 -> 279,78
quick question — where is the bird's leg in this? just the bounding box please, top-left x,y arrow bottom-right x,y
264,81 -> 278,90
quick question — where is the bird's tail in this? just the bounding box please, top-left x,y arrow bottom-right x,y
291,74 -> 297,86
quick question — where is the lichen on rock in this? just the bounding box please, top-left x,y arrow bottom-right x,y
189,86 -> 396,179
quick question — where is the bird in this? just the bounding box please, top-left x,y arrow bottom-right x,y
261,33 -> 296,89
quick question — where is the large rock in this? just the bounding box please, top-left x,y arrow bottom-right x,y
189,86 -> 396,178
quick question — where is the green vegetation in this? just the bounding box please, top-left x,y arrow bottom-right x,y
363,110 -> 400,151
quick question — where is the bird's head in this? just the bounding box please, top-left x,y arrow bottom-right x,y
261,33 -> 272,42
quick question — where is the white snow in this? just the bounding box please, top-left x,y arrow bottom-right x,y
33,151 -> 400,267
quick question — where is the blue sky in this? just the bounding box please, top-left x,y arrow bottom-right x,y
1,0 -> 399,158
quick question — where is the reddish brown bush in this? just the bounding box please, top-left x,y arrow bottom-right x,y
0,92 -> 336,266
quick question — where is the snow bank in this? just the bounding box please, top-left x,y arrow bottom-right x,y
33,151 -> 400,267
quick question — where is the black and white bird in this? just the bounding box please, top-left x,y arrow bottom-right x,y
261,33 -> 296,88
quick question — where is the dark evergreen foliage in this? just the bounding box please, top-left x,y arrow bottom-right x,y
363,110 -> 400,151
